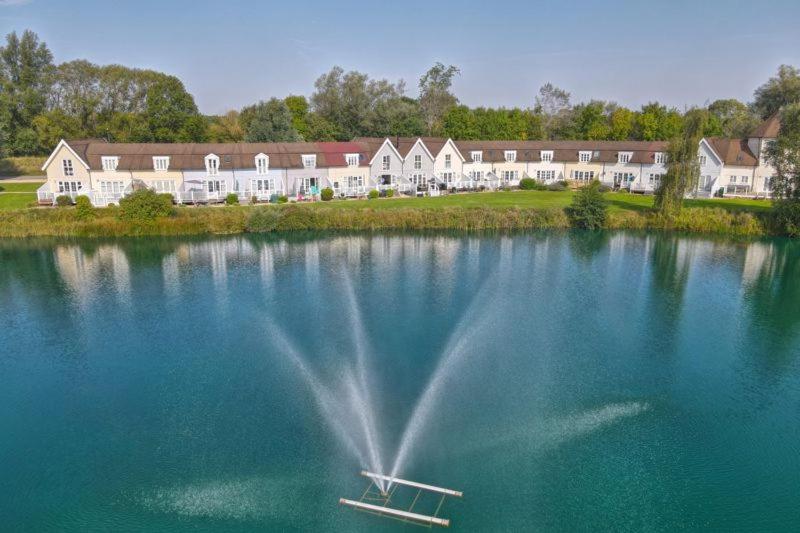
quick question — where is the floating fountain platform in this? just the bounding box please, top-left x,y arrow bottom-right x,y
339,471 -> 462,528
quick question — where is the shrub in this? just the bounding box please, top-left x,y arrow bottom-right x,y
368,189 -> 379,199
118,189 -> 174,221
386,188 -> 395,198
250,196 -> 258,205
246,206 -> 282,232
598,184 -> 612,193
74,195 -> 95,220
566,180 -> 608,230
518,177 -> 537,190
225,193 -> 239,205
55,195 -> 72,207
320,187 -> 334,201
277,195 -> 288,204
547,181 -> 566,191
773,199 -> 800,237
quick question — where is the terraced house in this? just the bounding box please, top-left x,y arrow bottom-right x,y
38,115 -> 781,206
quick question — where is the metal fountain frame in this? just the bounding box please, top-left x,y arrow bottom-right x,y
339,471 -> 463,528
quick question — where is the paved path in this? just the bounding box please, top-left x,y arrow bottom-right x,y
0,176 -> 45,183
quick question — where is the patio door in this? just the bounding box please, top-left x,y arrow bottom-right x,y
302,177 -> 319,194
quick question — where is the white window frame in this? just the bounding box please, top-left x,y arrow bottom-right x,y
537,170 -> 555,180
151,179 -> 176,193
648,173 -> 663,184
205,154 -> 220,176
444,154 -> 451,169
540,150 -> 553,163
504,150 -> 517,163
99,180 -> 124,194
62,159 -> 74,177
572,170 -> 595,181
382,154 -> 391,171
578,151 -> 592,163
469,170 -> 484,180
698,155 -> 707,166
471,151 -> 482,163
414,154 -> 422,170
101,156 -> 119,172
207,179 -> 223,193
345,153 -> 360,167
302,154 -> 316,169
57,180 -> 82,193
256,154 -> 269,175
153,156 -> 170,172
501,170 -> 518,182
617,152 -> 631,164
654,152 -> 666,165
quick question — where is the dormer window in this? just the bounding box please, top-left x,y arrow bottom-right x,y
618,152 -> 631,164
504,150 -> 517,163
382,155 -> 390,171
302,154 -> 316,169
256,154 -> 269,175
205,154 -> 219,176
101,156 -> 119,171
444,154 -> 451,169
540,150 -> 553,162
62,159 -> 74,177
471,151 -> 482,163
153,156 -> 170,172
414,154 -> 422,170
579,151 -> 592,163
698,155 -> 707,166
654,152 -> 666,165
345,153 -> 359,167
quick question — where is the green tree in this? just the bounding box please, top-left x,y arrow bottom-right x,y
241,98 -> 301,142
144,76 -> 207,142
571,100 -> 611,140
655,108 -> 708,214
32,109 -> 84,148
0,30 -> 54,155
753,65 -> 800,119
368,96 -> 425,137
534,82 -> 572,139
304,112 -> 339,141
442,105 -> 478,140
634,102 -> 683,141
707,99 -> 760,138
418,62 -> 459,135
765,103 -> 800,201
567,180 -> 608,229
608,106 -> 634,140
284,95 -> 310,139
207,110 -> 244,142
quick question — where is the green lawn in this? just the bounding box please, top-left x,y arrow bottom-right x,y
308,190 -> 772,214
0,193 -> 36,210
0,182 -> 42,193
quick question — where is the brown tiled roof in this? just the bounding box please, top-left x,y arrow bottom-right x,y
750,113 -> 780,138
454,140 -> 669,163
706,138 -> 758,166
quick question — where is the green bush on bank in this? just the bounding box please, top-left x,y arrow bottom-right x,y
518,177 -> 542,190
225,193 -> 239,205
772,199 -> 800,237
566,180 -> 607,229
386,188 -> 395,198
74,195 -> 95,220
55,195 -> 72,207
321,187 -> 334,201
368,190 -> 379,199
118,189 -> 174,221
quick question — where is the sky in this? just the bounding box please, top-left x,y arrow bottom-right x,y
2,0 -> 800,115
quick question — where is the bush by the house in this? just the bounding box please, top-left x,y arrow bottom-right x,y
55,195 -> 72,207
598,184 -> 612,193
225,193 -> 239,205
277,195 -> 288,203
773,199 -> 800,237
368,189 -> 379,199
547,181 -> 567,191
118,189 -> 174,221
566,180 -> 608,230
518,177 -> 537,190
386,188 -> 395,198
74,195 -> 95,220
321,187 -> 334,201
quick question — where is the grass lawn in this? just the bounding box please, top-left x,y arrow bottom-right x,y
0,193 -> 37,210
0,182 -> 42,193
307,190 -> 772,214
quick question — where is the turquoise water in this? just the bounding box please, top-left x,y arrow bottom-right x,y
1,232 -> 799,532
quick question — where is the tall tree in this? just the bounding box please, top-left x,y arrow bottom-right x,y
635,102 -> 683,141
442,105 -> 478,140
418,62 -> 459,135
0,30 -> 54,154
765,103 -> 800,201
753,65 -> 800,119
707,98 -> 760,138
570,100 -> 611,140
241,98 -> 301,142
207,110 -> 244,142
144,76 -> 207,142
655,108 -> 708,214
284,95 -> 310,140
534,83 -> 572,139
608,106 -> 634,140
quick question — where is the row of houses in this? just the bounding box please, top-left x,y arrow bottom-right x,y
38,115 -> 781,206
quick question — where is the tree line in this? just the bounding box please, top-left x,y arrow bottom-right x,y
2,29 -> 800,157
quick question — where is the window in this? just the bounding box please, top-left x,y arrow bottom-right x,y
411,173 -> 427,187
62,159 -> 74,177
57,181 -> 82,193
537,170 -> 555,181
151,180 -> 175,193
618,152 -> 631,164
613,172 -> 635,184
99,180 -> 124,194
501,170 -> 518,182
302,154 -> 316,169
347,176 -> 364,190
205,155 -> 219,176
765,176 -> 773,190
540,151 -> 553,162
444,154 -> 452,169
101,156 -> 119,171
504,150 -> 517,163
382,155 -> 391,171
253,178 -> 275,192
698,155 -> 707,166
469,170 -> 484,180
741,175 -> 749,184
654,152 -> 666,164
413,154 -> 422,170
256,154 -> 269,175
440,171 -> 454,184
572,170 -> 595,180
153,156 -> 170,172
345,153 -> 359,167
471,151 -> 482,163
578,151 -> 592,163
648,173 -> 663,184
729,176 -> 737,184
207,180 -> 222,193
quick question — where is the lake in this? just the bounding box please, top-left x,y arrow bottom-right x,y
1,232 -> 799,532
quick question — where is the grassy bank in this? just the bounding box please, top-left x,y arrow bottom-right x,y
0,182 -> 39,211
0,191 -> 777,239
0,157 -> 46,177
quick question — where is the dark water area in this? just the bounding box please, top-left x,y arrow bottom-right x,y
1,232 -> 798,531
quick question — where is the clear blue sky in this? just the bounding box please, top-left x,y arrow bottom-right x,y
2,0 -> 800,115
